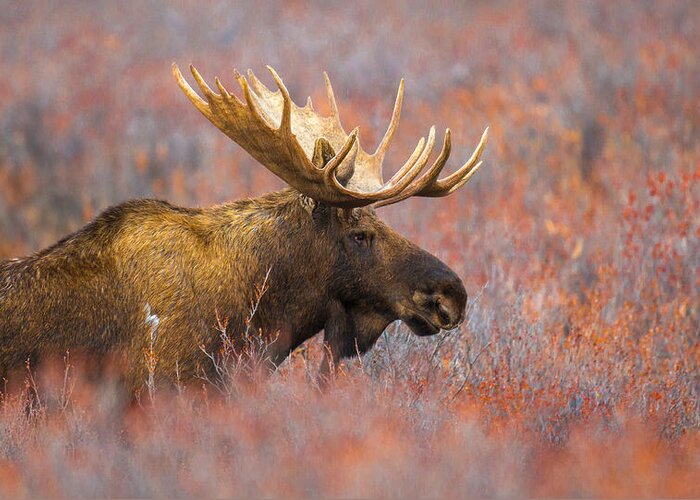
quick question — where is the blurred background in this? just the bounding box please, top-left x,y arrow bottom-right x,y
0,1 -> 698,496
1,1 -> 696,255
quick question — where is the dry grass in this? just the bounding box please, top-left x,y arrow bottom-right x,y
0,0 -> 698,497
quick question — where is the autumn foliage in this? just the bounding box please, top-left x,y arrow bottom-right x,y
0,1 -> 698,497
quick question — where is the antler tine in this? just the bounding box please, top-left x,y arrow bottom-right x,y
213,77 -> 228,99
246,69 -> 268,97
421,126 -> 489,196
373,127 -> 488,207
327,126 -> 436,201
189,65 -> 222,106
383,125 -> 435,188
266,66 -> 292,133
373,79 -> 404,161
236,71 -> 271,128
173,64 -> 213,119
327,135 -> 424,199
374,129 -> 453,208
442,160 -> 483,195
323,71 -> 346,133
323,128 -> 359,179
214,75 -> 245,108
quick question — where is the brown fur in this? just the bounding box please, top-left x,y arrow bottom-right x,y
1,188 -> 467,392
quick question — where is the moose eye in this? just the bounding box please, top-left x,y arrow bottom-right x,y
352,232 -> 370,247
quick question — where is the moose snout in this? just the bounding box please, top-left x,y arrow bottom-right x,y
434,291 -> 465,327
412,276 -> 468,330
430,283 -> 468,328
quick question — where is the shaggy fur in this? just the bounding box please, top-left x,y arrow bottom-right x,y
0,188 -> 467,391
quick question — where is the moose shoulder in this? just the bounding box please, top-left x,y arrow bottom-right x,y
0,65 -> 488,392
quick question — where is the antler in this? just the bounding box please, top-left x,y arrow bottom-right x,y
173,63 -> 488,208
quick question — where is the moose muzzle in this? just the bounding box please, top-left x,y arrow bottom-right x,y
399,253 -> 468,336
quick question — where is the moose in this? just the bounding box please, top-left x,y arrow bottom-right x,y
0,64 -> 488,392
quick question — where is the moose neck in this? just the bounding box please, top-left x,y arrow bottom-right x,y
212,188 -> 338,358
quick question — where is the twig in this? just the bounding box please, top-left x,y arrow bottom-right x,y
449,340 -> 492,402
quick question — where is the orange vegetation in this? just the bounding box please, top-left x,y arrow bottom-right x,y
0,1 -> 698,497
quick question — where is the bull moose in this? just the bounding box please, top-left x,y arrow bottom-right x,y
0,64 -> 488,392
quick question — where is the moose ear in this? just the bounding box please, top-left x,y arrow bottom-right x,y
300,138 -> 335,225
312,137 -> 336,169
313,137 -> 354,186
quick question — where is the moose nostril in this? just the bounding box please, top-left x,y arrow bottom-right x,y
434,295 -> 461,327
436,300 -> 451,323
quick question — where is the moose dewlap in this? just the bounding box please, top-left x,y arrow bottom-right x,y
0,64 -> 488,392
